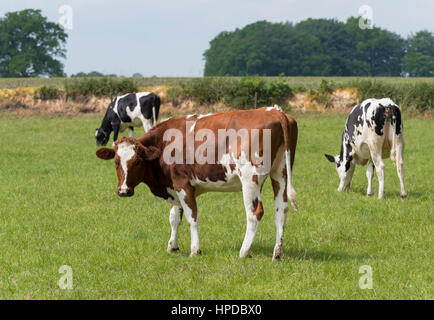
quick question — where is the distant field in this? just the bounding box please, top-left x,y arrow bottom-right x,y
1,76 -> 434,89
0,113 -> 432,299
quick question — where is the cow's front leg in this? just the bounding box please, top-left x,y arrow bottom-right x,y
128,126 -> 134,138
239,182 -> 263,259
112,123 -> 120,147
366,161 -> 375,196
176,188 -> 200,257
167,205 -> 183,253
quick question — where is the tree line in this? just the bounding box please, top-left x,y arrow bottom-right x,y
204,18 -> 434,77
1,10 -> 432,78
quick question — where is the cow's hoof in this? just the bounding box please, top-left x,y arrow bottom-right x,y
167,246 -> 179,253
401,194 -> 407,200
367,191 -> 373,196
239,251 -> 252,259
190,249 -> 202,257
272,254 -> 282,262
272,246 -> 282,261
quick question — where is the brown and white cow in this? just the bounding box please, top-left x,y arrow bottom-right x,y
96,106 -> 298,260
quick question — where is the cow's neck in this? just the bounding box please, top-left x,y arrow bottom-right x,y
142,160 -> 173,201
100,109 -> 114,134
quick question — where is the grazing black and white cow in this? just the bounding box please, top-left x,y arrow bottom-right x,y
95,92 -> 160,146
324,98 -> 407,199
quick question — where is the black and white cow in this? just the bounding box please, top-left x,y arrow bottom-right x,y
324,98 -> 407,199
95,92 -> 160,146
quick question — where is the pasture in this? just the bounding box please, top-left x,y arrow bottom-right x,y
0,112 -> 432,299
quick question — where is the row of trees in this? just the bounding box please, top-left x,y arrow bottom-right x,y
204,18 -> 434,77
0,10 -> 432,78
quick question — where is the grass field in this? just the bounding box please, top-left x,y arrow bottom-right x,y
1,76 -> 434,89
0,112 -> 432,299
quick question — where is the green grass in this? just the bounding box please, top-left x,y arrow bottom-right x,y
1,76 -> 434,89
0,113 -> 432,299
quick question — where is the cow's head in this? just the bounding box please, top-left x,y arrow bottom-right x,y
96,137 -> 161,197
95,127 -> 110,146
324,153 -> 352,191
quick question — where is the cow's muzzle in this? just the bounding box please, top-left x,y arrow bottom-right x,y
118,188 -> 134,197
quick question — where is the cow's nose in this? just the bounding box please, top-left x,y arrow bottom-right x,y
118,188 -> 133,197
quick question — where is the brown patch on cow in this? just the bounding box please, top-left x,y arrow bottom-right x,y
252,175 -> 258,184
271,178 -> 280,200
229,163 -> 236,173
252,198 -> 264,221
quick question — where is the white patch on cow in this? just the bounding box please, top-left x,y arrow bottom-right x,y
159,117 -> 171,123
117,142 -> 135,191
197,113 -> 213,119
186,114 -> 196,119
265,104 -> 282,112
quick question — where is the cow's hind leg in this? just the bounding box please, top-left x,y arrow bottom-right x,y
270,174 -> 289,261
395,140 -> 407,200
239,181 -> 264,259
167,205 -> 183,253
366,161 -> 375,196
128,126 -> 134,138
369,144 -> 385,199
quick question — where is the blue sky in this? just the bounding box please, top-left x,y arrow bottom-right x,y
1,0 -> 433,76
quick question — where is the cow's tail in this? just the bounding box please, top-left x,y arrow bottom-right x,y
274,106 -> 298,211
152,94 -> 161,126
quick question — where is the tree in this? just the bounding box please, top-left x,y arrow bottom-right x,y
132,73 -> 143,77
0,9 -> 68,77
345,17 -> 405,76
403,31 -> 434,76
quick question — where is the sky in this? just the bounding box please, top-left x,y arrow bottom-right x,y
1,0 -> 433,77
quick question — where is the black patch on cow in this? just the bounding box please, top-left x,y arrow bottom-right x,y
364,103 -> 372,127
139,93 -> 160,123
364,102 -> 371,113
372,105 -> 386,135
345,155 -> 353,172
391,105 -> 402,135
117,93 -> 138,123
346,104 -> 363,141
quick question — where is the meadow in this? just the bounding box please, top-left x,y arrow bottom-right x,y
1,76 -> 434,89
0,112 -> 432,299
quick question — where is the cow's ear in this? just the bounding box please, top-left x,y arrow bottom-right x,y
96,148 -> 115,160
138,145 -> 161,161
324,154 -> 335,163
